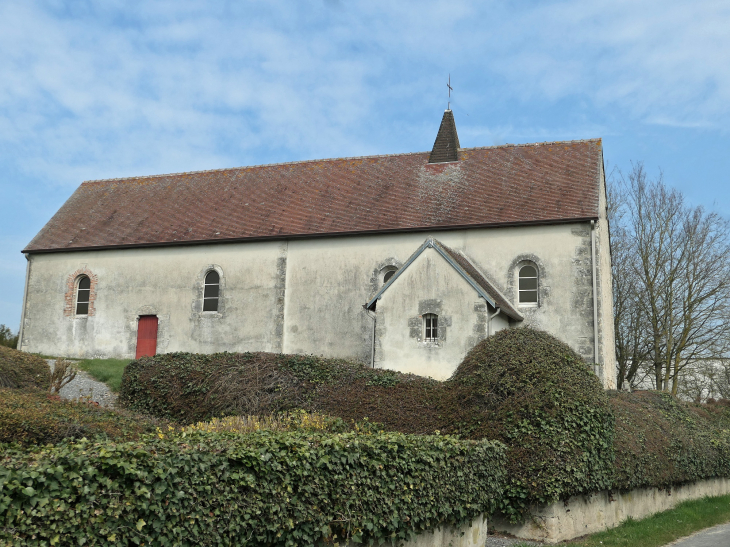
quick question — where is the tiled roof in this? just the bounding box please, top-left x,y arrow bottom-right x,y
24,138 -> 603,253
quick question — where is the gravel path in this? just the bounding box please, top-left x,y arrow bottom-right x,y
485,534 -> 542,546
47,359 -> 118,408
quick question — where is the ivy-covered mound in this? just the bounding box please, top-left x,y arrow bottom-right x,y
0,346 -> 50,390
444,328 -> 615,523
0,388 -> 168,446
0,430 -> 506,547
120,352 -> 443,432
610,391 -> 730,491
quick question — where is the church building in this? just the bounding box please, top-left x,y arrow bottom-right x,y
18,110 -> 617,388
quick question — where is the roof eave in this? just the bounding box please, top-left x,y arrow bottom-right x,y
22,216 -> 600,255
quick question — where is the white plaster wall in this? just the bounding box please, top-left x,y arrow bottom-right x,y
281,223 -> 600,372
491,478 -> 730,544
596,158 -> 618,388
21,221 -> 613,386
20,242 -> 283,358
373,247 -> 497,380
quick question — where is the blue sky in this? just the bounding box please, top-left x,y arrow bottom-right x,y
2,0 -> 730,331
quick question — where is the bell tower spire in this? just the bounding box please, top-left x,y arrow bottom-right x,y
428,109 -> 460,164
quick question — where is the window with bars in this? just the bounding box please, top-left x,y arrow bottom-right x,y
203,270 -> 220,312
423,313 -> 438,342
75,276 -> 91,315
518,265 -> 538,305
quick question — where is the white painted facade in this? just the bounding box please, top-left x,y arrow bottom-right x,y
19,217 -> 616,387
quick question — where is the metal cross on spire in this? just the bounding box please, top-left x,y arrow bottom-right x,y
447,74 -> 453,110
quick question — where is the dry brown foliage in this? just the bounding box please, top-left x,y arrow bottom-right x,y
202,358 -> 305,416
50,358 -> 78,394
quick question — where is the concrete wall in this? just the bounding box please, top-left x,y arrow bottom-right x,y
339,514 -> 487,547
20,221 -> 614,386
492,478 -> 730,544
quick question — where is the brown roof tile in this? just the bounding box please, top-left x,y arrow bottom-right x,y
24,138 -> 603,253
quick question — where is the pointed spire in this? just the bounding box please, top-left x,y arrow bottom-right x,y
428,109 -> 461,163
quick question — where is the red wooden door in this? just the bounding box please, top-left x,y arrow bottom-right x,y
135,315 -> 158,359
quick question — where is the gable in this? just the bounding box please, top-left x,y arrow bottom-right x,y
366,238 -> 522,321
24,139 -> 603,253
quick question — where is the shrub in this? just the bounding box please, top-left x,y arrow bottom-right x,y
0,325 -> 18,349
0,430 -> 506,547
0,347 -> 50,390
0,388 -> 167,446
49,358 -> 77,394
183,410 -> 338,434
610,390 -> 730,491
120,352 -> 443,431
444,328 -> 615,523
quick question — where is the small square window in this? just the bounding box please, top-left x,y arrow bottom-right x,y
423,313 -> 438,342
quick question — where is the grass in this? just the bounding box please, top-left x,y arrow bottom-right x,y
543,493 -> 730,546
75,358 -> 130,392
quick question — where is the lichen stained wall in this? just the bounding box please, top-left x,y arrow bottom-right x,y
595,158 -> 617,388
19,241 -> 282,358
372,247 -> 504,379
20,221 -> 614,387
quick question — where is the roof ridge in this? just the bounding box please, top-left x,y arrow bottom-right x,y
459,137 -> 602,153
81,137 -> 602,185
81,150 -> 429,185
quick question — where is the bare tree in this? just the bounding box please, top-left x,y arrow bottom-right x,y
611,163 -> 730,395
608,171 -> 650,390
710,360 -> 730,399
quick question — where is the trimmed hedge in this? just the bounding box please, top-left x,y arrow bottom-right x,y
0,430 -> 506,547
444,328 -> 615,522
0,347 -> 50,390
610,390 -> 730,491
120,352 -> 442,432
118,330 -> 616,523
0,388 -> 167,446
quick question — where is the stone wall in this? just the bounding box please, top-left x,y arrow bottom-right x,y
492,478 -> 730,543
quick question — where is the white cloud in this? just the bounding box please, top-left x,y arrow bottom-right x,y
483,0 -> 730,127
2,0 -> 730,328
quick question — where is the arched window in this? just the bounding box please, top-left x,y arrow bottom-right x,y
203,270 -> 220,312
76,276 -> 91,315
518,265 -> 538,305
381,266 -> 398,285
423,313 -> 438,342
